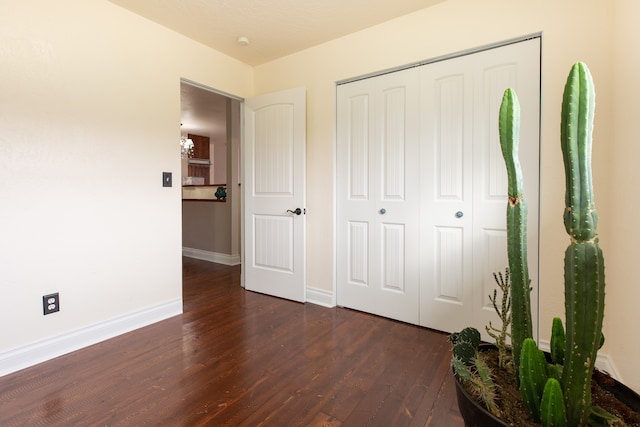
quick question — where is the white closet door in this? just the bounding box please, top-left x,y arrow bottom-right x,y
419,39 -> 540,338
419,54 -> 475,332
336,68 -> 421,324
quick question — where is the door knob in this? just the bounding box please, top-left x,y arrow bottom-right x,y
287,208 -> 303,215
455,211 -> 464,218
379,208 -> 386,214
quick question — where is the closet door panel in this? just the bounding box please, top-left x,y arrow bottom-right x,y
420,57 -> 475,333
470,40 -> 540,340
347,94 -> 370,200
337,68 -> 420,324
421,38 -> 541,339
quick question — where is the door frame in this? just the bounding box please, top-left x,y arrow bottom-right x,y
179,78 -> 243,268
179,81 -> 307,299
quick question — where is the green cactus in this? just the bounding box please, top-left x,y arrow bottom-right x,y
452,341 -> 477,367
451,326 -> 482,366
519,338 -> 548,422
486,269 -> 513,369
548,318 -> 565,381
541,378 -> 567,427
451,356 -> 473,381
589,405 -> 622,425
498,88 -> 533,377
458,326 -> 481,348
450,327 -> 501,418
453,62 -> 608,427
473,355 -> 501,417
452,354 -> 501,418
550,317 -> 565,366
559,62 -> 605,427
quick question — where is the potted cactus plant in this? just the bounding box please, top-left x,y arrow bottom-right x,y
450,62 -> 640,426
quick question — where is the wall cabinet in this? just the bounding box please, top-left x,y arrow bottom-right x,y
187,133 -> 211,185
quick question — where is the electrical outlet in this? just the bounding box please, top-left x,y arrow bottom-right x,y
43,293 -> 60,315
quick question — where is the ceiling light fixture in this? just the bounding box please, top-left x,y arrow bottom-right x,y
180,136 -> 194,158
237,36 -> 250,46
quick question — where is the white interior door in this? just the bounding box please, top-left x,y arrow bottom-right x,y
244,87 -> 306,302
419,39 -> 540,338
336,68 -> 420,324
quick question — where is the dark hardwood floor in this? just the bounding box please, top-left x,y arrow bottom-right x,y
0,258 -> 464,426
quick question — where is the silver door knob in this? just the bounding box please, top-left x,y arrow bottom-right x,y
455,211 -> 464,218
379,208 -> 386,214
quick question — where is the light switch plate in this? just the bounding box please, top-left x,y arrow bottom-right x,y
163,172 -> 172,187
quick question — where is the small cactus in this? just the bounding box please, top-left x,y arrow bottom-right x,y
541,378 -> 567,427
452,341 -> 477,367
458,326 -> 481,348
550,317 -> 565,366
519,338 -> 548,422
451,356 -> 472,382
451,327 -> 481,366
473,355 -> 501,418
450,327 -> 501,418
486,269 -> 513,370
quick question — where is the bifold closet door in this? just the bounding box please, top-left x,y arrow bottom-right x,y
419,39 -> 540,337
336,68 -> 421,324
336,38 -> 540,337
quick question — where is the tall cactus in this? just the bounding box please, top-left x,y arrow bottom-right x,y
559,62 -> 605,426
498,88 -> 533,375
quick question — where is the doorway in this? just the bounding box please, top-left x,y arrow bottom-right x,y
180,79 -> 242,266
180,82 -> 307,303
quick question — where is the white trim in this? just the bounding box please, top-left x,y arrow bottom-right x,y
180,78 -> 244,102
0,299 -> 182,377
336,33 -> 542,86
538,339 -> 621,382
306,286 -> 335,308
182,247 -> 241,266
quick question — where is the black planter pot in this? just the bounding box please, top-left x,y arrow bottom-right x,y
452,345 -> 640,427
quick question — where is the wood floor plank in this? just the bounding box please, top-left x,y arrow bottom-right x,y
0,258 -> 465,426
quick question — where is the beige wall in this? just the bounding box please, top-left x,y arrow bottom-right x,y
0,0 -> 252,358
182,202 -> 231,254
254,0 -> 639,391
608,0 -> 640,392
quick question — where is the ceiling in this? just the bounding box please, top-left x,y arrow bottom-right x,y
112,0 -> 445,143
109,0 -> 445,66
180,81 -> 229,143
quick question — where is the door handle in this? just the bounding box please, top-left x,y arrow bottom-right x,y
287,208 -> 303,215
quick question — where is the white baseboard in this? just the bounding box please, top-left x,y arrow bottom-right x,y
0,298 -> 182,377
182,247 -> 241,266
538,339 -> 620,381
306,286 -> 335,308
